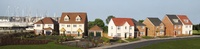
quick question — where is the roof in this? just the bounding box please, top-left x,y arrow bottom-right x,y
112,18 -> 135,26
177,15 -> 193,25
59,12 -> 87,24
89,25 -> 103,31
34,17 -> 58,24
147,17 -> 162,26
132,19 -> 145,26
43,27 -> 53,30
166,15 -> 182,25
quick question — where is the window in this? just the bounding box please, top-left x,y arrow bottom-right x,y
178,31 -> 181,34
73,31 -> 77,34
130,27 -> 132,29
79,25 -> 82,27
141,32 -> 144,35
173,19 -> 178,23
73,25 -> 77,27
111,26 -> 113,29
185,31 -> 188,34
48,24 -> 52,27
142,26 -> 145,29
76,15 -> 81,21
184,19 -> 189,23
64,15 -> 69,21
189,25 -> 191,28
67,31 -> 71,33
111,33 -> 113,36
61,24 -> 65,27
37,24 -> 40,27
160,26 -> 164,29
178,25 -> 181,29
117,33 -> 121,37
174,25 -> 177,29
129,33 -> 132,36
117,26 -> 120,30
125,26 -> 127,29
67,25 -> 70,27
186,25 -> 188,28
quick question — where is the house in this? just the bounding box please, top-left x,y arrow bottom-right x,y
177,15 -> 193,35
88,25 -> 103,37
143,17 -> 165,37
108,18 -> 135,39
34,17 -> 59,35
59,12 -> 88,38
162,15 -> 182,36
132,19 -> 146,37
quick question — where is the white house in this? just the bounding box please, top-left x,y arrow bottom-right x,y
59,12 -> 88,38
108,18 -> 135,39
34,17 -> 59,35
177,15 -> 193,35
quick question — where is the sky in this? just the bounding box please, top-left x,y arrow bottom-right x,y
0,0 -> 200,24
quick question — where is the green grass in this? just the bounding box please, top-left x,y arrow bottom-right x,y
193,30 -> 200,35
157,36 -> 171,38
0,42 -> 82,49
137,38 -> 200,49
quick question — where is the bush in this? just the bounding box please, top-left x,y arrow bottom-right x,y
157,36 -> 171,38
101,37 -> 110,43
116,40 -> 126,43
126,38 -> 140,42
142,36 -> 154,39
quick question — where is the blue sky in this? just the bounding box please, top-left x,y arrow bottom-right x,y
0,0 -> 200,24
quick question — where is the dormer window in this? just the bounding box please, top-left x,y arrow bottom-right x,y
173,19 -> 178,23
184,19 -> 189,23
64,15 -> 69,21
76,15 -> 81,21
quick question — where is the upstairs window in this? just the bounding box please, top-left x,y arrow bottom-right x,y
48,24 -> 52,27
76,15 -> 81,21
125,26 -> 127,29
37,24 -> 40,27
173,19 -> 178,23
64,15 -> 69,21
184,19 -> 189,23
117,26 -> 121,30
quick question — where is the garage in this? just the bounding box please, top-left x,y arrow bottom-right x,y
46,30 -> 52,35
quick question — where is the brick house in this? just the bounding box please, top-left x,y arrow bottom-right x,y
132,19 -> 146,37
143,17 -> 165,37
59,12 -> 88,38
34,17 -> 59,35
162,15 -> 182,36
177,15 -> 193,35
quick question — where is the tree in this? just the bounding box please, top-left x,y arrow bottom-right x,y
94,18 -> 105,28
88,21 -> 95,29
138,20 -> 144,23
106,15 -> 115,24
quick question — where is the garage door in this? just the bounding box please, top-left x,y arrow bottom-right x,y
96,32 -> 101,37
89,32 -> 94,37
46,31 -> 51,35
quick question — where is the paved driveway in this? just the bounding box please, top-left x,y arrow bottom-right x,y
91,35 -> 200,49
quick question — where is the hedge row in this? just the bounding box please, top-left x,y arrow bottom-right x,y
0,38 -> 49,46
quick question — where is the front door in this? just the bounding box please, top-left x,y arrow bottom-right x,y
78,32 -> 80,36
125,33 -> 127,38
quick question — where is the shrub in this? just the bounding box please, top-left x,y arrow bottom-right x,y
142,36 -> 154,39
126,38 -> 140,42
101,37 -> 110,43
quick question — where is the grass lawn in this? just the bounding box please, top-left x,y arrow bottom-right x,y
137,38 -> 200,49
0,42 -> 82,49
193,30 -> 200,35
